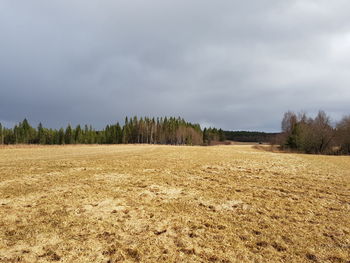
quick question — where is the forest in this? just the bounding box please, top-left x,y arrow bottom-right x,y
0,116 -> 246,146
1,112 -> 350,155
277,111 -> 350,154
224,131 -> 278,143
0,117 -> 207,146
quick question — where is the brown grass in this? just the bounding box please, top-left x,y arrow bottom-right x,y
0,145 -> 349,262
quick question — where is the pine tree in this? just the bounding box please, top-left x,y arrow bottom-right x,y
116,122 -> 122,144
218,129 -> 225,142
46,129 -> 54,145
37,123 -> 45,144
0,116 -> 205,146
22,118 -> 30,143
74,125 -> 82,144
58,128 -> 65,144
83,125 -> 89,143
65,124 -> 74,144
122,117 -> 130,144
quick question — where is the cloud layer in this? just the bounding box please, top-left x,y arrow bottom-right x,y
1,0 -> 350,131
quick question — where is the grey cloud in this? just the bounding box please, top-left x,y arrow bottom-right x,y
1,0 -> 350,131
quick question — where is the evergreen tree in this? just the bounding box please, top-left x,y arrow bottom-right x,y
74,125 -> 82,144
0,116 -> 205,146
218,129 -> 225,141
88,125 -> 94,144
65,124 -> 73,144
83,125 -> 89,143
37,123 -> 46,144
116,122 -> 122,144
58,128 -> 65,144
21,118 -> 31,143
122,117 -> 130,144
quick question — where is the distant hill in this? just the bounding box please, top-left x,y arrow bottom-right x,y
224,130 -> 279,143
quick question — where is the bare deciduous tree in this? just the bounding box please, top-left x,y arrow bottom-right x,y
336,116 -> 350,154
280,110 -> 336,154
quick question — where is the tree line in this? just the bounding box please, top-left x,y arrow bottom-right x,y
202,128 -> 225,145
224,131 -> 278,143
277,110 -> 350,155
4,112 -> 348,153
0,117 -> 205,145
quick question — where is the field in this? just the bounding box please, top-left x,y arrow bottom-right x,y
0,145 -> 349,263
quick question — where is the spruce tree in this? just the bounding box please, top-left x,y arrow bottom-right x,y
65,124 -> 73,144
74,125 -> 82,144
37,123 -> 45,144
83,125 -> 89,143
116,123 -> 122,144
58,128 -> 65,144
219,129 -> 225,142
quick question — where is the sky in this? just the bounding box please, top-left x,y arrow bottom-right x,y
1,0 -> 350,132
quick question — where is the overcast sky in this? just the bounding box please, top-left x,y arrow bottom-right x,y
1,1 -> 350,131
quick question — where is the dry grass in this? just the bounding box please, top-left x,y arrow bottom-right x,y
0,145 -> 349,263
